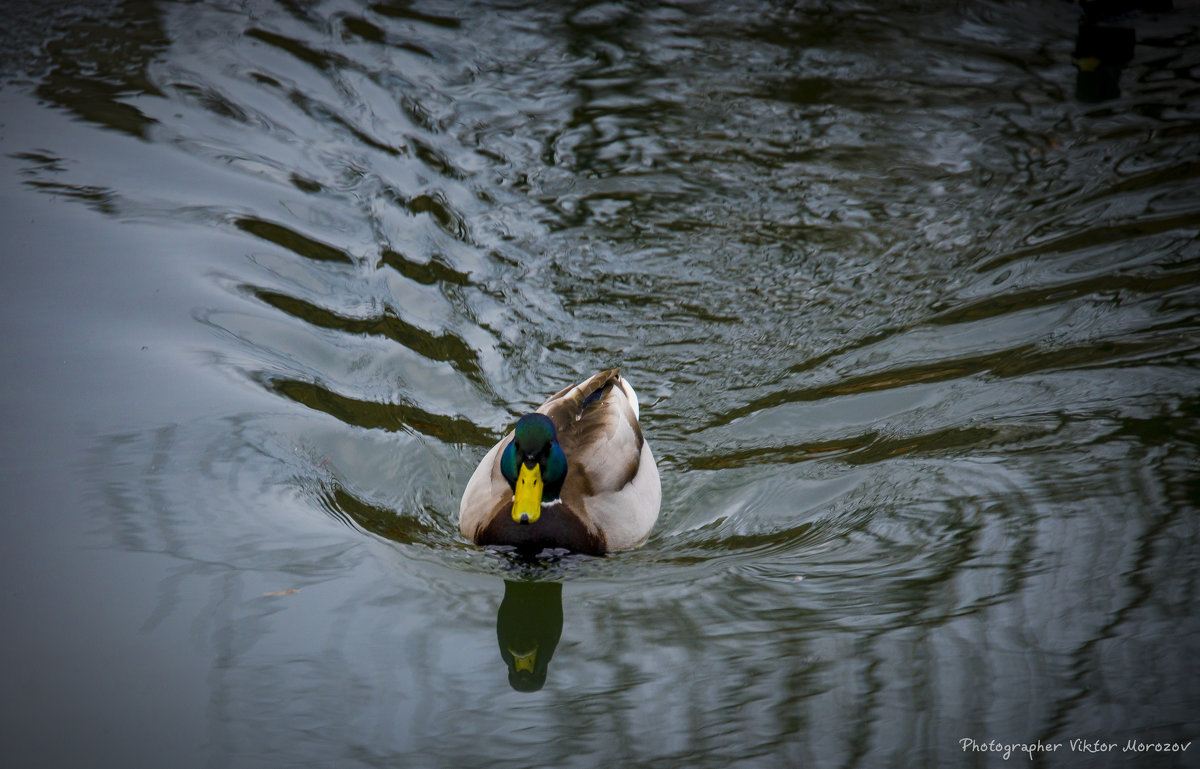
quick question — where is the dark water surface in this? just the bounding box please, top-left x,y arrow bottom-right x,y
2,1 -> 1199,767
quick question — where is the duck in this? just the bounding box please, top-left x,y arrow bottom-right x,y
459,369 -> 660,556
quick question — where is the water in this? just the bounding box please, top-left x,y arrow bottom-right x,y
2,1 -> 1198,766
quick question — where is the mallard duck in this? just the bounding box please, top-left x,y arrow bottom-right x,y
459,369 -> 660,556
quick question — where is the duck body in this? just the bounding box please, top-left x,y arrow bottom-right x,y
459,369 -> 660,556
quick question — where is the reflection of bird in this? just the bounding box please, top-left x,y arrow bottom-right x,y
1069,0 -> 1173,102
1072,23 -> 1135,102
460,369 -> 660,556
496,580 -> 563,692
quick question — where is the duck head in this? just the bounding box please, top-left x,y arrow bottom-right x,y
500,413 -> 568,525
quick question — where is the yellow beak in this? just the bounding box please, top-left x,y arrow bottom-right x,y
512,462 -> 542,524
511,647 -> 537,673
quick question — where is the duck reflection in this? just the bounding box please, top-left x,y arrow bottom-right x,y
496,580 -> 564,692
1073,21 -> 1135,102
1071,0 -> 1172,103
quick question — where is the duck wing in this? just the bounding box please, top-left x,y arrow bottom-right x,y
538,369 -> 643,495
538,369 -> 659,550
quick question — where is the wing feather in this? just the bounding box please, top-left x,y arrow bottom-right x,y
540,369 -> 643,495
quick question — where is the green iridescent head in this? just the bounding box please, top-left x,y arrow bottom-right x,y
501,414 -> 568,523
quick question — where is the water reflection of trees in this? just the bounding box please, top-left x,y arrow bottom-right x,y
33,0 -> 168,138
